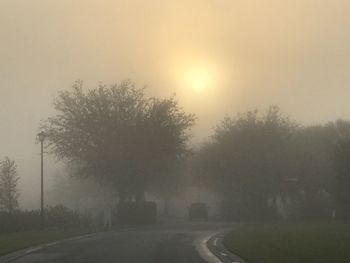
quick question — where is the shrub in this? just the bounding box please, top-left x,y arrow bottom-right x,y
115,201 -> 157,225
0,205 -> 92,233
45,205 -> 92,228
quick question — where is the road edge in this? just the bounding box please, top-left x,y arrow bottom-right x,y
195,232 -> 223,263
0,231 -> 110,263
196,231 -> 248,263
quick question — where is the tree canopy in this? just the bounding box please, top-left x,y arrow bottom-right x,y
193,107 -> 350,220
194,106 -> 297,196
43,80 -> 195,201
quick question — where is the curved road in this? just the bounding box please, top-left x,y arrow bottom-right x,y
10,220 -> 234,263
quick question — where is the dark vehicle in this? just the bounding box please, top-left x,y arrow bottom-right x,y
188,202 -> 208,221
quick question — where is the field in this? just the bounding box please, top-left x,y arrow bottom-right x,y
223,222 -> 350,263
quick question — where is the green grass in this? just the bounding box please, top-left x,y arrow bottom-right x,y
0,227 -> 105,256
223,222 -> 350,263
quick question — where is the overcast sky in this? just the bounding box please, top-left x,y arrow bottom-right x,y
1,0 -> 350,208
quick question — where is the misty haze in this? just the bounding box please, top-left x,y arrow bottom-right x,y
1,1 -> 350,263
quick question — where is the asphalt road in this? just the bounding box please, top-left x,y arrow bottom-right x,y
9,219 -> 234,263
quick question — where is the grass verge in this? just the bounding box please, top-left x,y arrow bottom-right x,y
223,222 -> 350,263
0,227 -> 106,256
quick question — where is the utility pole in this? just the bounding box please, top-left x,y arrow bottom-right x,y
38,132 -> 45,230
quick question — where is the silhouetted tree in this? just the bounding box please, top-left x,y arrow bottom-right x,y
141,97 -> 194,208
0,157 -> 19,213
42,80 -> 195,203
151,158 -> 188,216
194,112 -> 350,221
291,124 -> 340,219
193,106 -> 298,220
333,120 -> 350,219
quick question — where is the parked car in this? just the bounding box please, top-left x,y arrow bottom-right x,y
188,202 -> 208,221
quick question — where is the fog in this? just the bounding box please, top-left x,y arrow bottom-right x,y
1,0 -> 350,209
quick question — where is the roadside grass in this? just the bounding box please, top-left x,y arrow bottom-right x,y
0,227 -> 106,256
223,222 -> 350,263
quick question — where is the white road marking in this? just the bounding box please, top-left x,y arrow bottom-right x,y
195,233 -> 223,263
25,247 -> 42,254
195,231 -> 246,263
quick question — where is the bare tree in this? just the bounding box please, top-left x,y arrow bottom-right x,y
0,157 -> 19,213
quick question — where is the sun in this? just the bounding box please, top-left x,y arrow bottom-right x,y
184,65 -> 214,94
174,57 -> 221,96
190,71 -> 210,93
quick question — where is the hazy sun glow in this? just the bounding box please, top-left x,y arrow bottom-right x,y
183,64 -> 217,94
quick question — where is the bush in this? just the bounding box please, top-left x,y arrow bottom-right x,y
115,201 -> 157,225
0,210 -> 40,233
299,193 -> 334,220
45,205 -> 92,228
0,205 -> 92,233
221,197 -> 276,222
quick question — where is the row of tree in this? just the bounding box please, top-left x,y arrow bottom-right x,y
192,106 -> 350,220
41,81 -> 350,221
0,157 -> 98,232
0,157 -> 19,213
